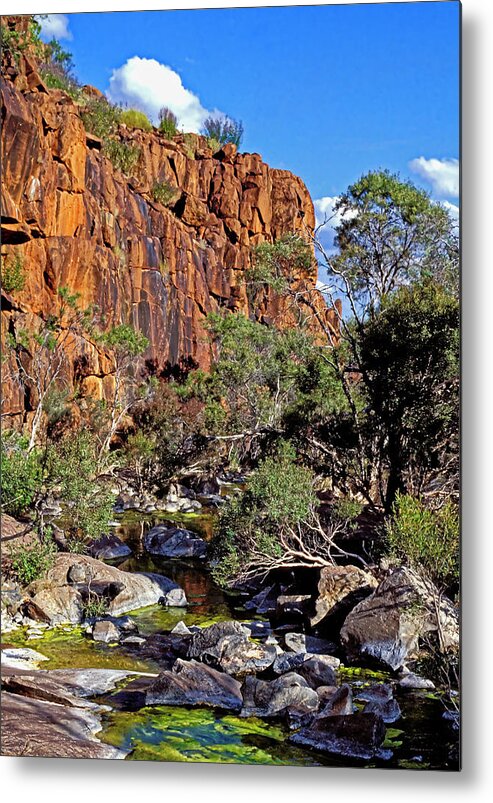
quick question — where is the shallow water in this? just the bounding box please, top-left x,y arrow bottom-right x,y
6,509 -> 459,769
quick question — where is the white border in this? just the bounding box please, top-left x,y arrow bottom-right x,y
2,1 -> 493,801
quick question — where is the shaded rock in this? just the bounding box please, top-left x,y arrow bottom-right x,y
185,619 -> 275,675
317,684 -> 353,716
146,659 -> 243,711
244,584 -> 279,615
398,672 -> 435,690
363,698 -> 401,724
1,691 -> 127,759
92,619 -> 121,643
340,567 -> 459,671
311,564 -> 378,627
276,594 -> 312,619
121,635 -> 146,647
290,712 -> 386,760
355,683 -> 394,703
88,533 -> 132,561
23,554 -> 187,625
144,525 -> 207,559
240,672 -> 319,723
272,652 -> 306,675
298,656 -> 337,689
284,632 -> 337,656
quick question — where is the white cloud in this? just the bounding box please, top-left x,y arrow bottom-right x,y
409,157 -> 459,198
313,196 -> 358,248
107,56 -> 219,132
36,14 -> 72,41
441,200 -> 460,222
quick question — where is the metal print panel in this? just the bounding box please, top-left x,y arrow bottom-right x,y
0,1 -> 460,770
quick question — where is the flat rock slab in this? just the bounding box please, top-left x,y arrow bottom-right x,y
290,712 -> 386,761
0,691 -> 127,759
1,647 -> 49,671
146,659 -> 243,711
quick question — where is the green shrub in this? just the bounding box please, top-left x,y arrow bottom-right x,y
212,441 -> 316,586
1,434 -> 42,518
152,180 -> 176,206
182,133 -> 196,159
158,107 -> 178,139
9,534 -> 55,586
104,139 -> 141,174
1,254 -> 26,294
1,18 -> 44,65
206,136 -> 221,153
46,432 -> 114,544
120,109 -> 153,131
81,96 -> 122,140
385,493 -> 459,590
81,593 -> 109,620
203,115 -> 243,147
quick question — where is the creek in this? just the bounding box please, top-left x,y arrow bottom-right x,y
7,505 -> 459,769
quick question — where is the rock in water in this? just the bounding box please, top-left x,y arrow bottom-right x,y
340,567 -> 459,671
23,554 -> 187,625
88,534 -> 132,561
311,564 -> 378,627
240,672 -> 319,723
145,659 -> 243,711
185,620 -> 276,675
290,712 -> 386,760
144,525 -> 207,559
92,619 -> 121,643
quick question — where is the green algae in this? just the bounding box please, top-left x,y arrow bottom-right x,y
5,626 -> 159,673
339,665 -> 389,682
99,706 -> 324,766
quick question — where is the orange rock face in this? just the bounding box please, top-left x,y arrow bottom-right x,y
1,20 -> 338,424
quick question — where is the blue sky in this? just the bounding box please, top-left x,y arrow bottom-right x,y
38,2 -> 460,248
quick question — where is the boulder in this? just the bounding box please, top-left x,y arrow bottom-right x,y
290,712 -> 386,760
355,684 -> 401,723
144,525 -> 207,559
185,620 -> 275,675
276,594 -> 312,619
397,672 -> 435,690
272,651 -> 340,676
92,619 -> 121,643
1,647 -> 50,671
298,656 -> 337,689
340,567 -> 459,671
23,554 -> 187,625
88,533 -> 132,561
240,672 -> 319,724
311,564 -> 378,627
146,659 -> 243,711
284,632 -> 338,656
317,684 -> 353,716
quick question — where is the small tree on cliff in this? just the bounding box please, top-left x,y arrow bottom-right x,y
5,287 -> 95,451
95,324 -> 150,460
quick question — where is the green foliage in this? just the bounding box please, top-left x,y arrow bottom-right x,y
0,433 -> 42,518
98,324 -> 149,357
206,137 -> 221,153
358,279 -> 459,507
152,180 -> 177,206
104,139 -> 141,174
9,533 -> 55,586
158,107 -> 178,138
120,109 -> 153,131
81,95 -> 122,140
203,115 -> 244,147
1,17 -> 44,64
46,432 -> 114,543
330,169 -> 458,307
39,38 -> 80,100
212,442 -> 316,586
386,493 -> 459,590
248,234 -> 313,301
81,594 -> 109,620
182,133 -> 196,159
1,253 -> 26,293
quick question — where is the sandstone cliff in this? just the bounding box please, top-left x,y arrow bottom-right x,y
1,18 -> 337,425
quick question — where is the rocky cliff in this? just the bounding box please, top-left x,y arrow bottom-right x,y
1,18 -> 338,424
